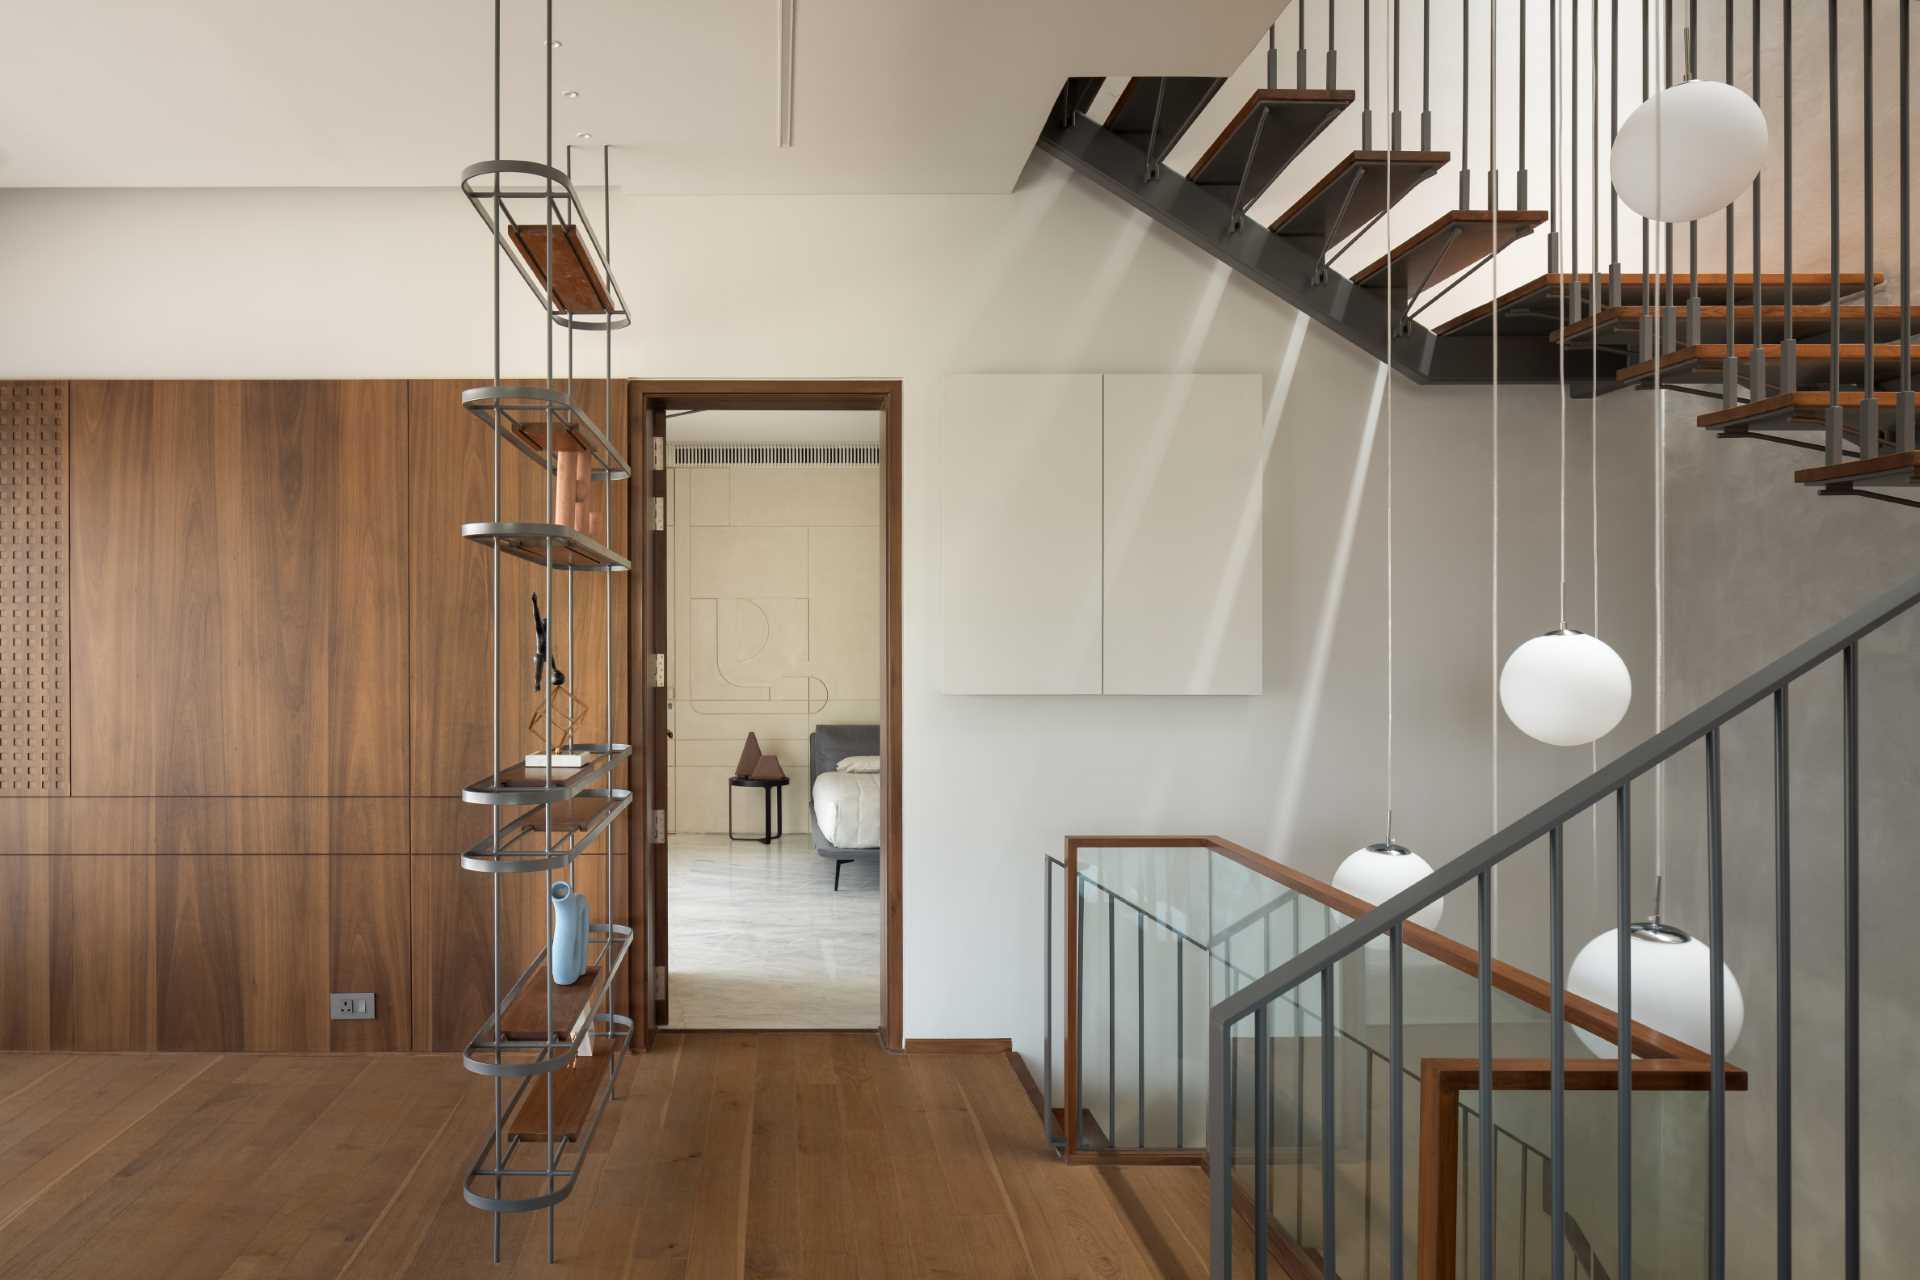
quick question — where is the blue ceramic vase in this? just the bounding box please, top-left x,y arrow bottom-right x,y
550,881 -> 589,985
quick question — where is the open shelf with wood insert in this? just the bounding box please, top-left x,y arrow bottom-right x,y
461,385 -> 631,480
505,1053 -> 613,1142
459,159 -> 630,331
461,520 -> 631,573
461,745 -> 631,807
460,788 -> 632,873
463,923 -> 635,1071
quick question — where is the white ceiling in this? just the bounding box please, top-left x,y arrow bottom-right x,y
3,1 -> 1280,193
665,409 -> 881,445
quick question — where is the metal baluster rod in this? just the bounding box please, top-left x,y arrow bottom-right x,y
1364,0 -> 1375,148
1687,2 -> 1702,347
1748,0 -> 1765,394
1176,941 -> 1186,1148
1610,0 -> 1621,303
1390,924 -> 1406,1280
1421,0 -> 1433,148
1044,863 -> 1055,1145
1299,0 -> 1309,88
1327,0 -> 1338,88
1478,869 -> 1494,1280
1615,785 -> 1634,1280
1843,642 -> 1860,1280
1573,0 -> 1584,321
1707,729 -> 1727,1280
1902,0 -> 1915,453
1254,1005 -> 1271,1280
1861,0 -> 1879,456
1209,1017 -> 1235,1276
1518,0 -> 1530,210
1773,689 -> 1792,1279
1137,909 -> 1145,1148
1781,0 -> 1798,392
1460,0 -> 1473,207
1550,826 -> 1567,1280
1827,0 -> 1843,463
1722,0 -> 1738,409
1322,968 -> 1339,1280
1109,893 -> 1117,1145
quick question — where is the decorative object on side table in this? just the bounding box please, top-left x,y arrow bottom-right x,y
728,744 -> 789,845
549,881 -> 590,985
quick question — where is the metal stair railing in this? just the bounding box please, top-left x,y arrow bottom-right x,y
1208,568 -> 1920,1277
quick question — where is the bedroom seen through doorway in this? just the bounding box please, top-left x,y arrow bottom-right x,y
659,406 -> 884,1029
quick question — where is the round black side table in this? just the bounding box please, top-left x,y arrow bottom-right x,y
727,775 -> 789,844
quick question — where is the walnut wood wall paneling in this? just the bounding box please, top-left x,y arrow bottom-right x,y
0,797 -> 409,855
0,383 -> 69,795
407,379 -> 628,798
69,380 -> 409,797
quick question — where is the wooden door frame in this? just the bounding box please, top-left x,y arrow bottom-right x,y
627,379 -> 904,1052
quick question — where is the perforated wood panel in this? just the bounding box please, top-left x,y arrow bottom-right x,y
0,383 -> 67,795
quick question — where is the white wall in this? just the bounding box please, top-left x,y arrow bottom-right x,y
0,154 -> 1657,1067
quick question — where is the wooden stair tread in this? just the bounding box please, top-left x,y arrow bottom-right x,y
1105,76 -> 1227,161
1187,89 -> 1354,198
504,1053 -> 611,1141
1353,208 -> 1548,290
1795,449 -> 1920,485
1617,343 -> 1913,384
1700,391 -> 1903,433
1438,271 -> 1886,336
1557,304 -> 1920,347
1269,149 -> 1450,242
499,964 -> 603,1041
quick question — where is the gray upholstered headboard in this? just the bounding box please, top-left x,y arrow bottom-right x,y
809,724 -> 881,855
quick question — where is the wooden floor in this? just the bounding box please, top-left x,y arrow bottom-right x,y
0,1033 -> 1262,1278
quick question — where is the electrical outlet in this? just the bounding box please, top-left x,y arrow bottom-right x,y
331,992 -> 376,1021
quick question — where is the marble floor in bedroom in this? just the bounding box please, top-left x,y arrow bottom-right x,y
665,831 -> 881,1029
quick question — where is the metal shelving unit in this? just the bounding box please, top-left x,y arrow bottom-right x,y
460,1 -> 632,1263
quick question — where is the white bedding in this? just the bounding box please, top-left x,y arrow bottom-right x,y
812,770 -> 882,848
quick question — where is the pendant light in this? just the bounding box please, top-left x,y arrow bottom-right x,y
1568,35 -> 1742,1058
1332,116 -> 1442,932
1611,79 -> 1768,224
1499,7 -> 1632,750
1567,878 -> 1747,1056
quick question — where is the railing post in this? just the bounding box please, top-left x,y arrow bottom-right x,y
1549,825 -> 1567,1280
1390,924 -> 1406,1280
1210,1015 -> 1237,1278
1066,840 -> 1082,1157
1842,642 -> 1860,1280
1477,869 -> 1495,1280
1773,688 -> 1792,1279
1321,968 -> 1339,1280
1616,785 -> 1634,1280
1254,1004 -> 1271,1280
1044,858 -> 1055,1146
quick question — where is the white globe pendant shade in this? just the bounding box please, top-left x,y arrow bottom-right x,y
1500,629 -> 1633,748
1332,842 -> 1444,930
1566,921 -> 1746,1057
1611,80 -> 1769,224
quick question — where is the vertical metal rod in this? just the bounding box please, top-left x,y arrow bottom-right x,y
1551,0 -> 1561,276
1299,0 -> 1309,89
1573,0 -> 1584,320
1364,0 -> 1375,148
1902,0 -> 1916,453
1390,924 -> 1405,1280
1044,862 -> 1055,1146
1640,0 -> 1651,349
1615,785 -> 1633,1280
543,0 -> 557,1260
1827,0 -> 1843,462
1459,0 -> 1472,207
1749,0 -> 1764,393
1773,688 -> 1792,1280
1177,942 -> 1186,1148
1842,642 -> 1860,1280
1364,1051 -> 1375,1280
1782,0 -> 1798,393
1109,892 -> 1117,1145
1706,729 -> 1727,1280
1254,1005 -> 1271,1280
1722,0 -> 1737,408
1076,875 -> 1086,1153
1210,1018 -> 1236,1278
1592,0 -> 1602,335
487,0 -> 502,1262
1268,24 -> 1279,91
1610,0 -> 1621,302
1326,0 -> 1338,89
1550,826 -> 1567,1280
1517,0 -> 1529,210
1687,0 -> 1702,348
1861,0 -> 1878,454
1420,0 -> 1433,147
1477,869 -> 1494,1280
1321,968 -> 1338,1280
1294,895 -> 1306,1234
1392,0 -> 1404,147
1137,908 -> 1146,1148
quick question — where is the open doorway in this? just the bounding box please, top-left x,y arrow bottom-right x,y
628,381 -> 903,1047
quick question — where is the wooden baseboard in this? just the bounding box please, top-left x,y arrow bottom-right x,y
902,1037 -> 1013,1054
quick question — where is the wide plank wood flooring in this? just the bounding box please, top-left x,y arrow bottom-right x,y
0,1033 -> 1257,1278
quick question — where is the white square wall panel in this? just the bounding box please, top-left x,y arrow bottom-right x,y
940,374 -> 1104,694
1102,373 -> 1265,695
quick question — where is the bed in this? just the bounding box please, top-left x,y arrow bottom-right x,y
810,724 -> 880,890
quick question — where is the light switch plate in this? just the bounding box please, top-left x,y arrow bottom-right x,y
331,992 -> 376,1021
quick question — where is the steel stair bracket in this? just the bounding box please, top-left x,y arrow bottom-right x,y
1039,101 -> 1564,386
